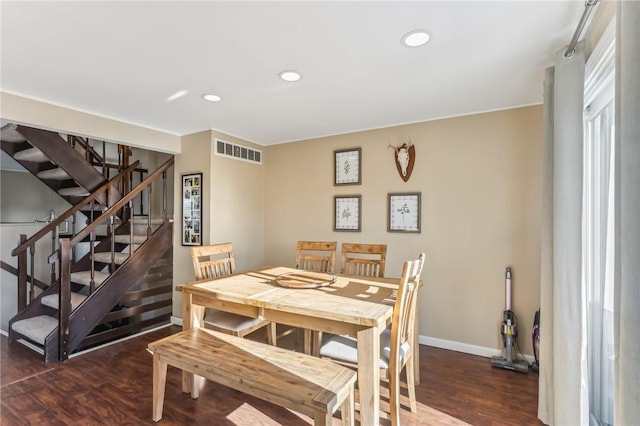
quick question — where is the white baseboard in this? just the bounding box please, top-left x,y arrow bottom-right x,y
419,334 -> 535,364
169,316 -> 535,364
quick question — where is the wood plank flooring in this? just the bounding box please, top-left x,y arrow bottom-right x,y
1,326 -> 542,425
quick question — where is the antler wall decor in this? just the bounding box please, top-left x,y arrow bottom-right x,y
387,140 -> 415,182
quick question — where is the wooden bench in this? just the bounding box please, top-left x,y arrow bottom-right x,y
148,327 -> 356,425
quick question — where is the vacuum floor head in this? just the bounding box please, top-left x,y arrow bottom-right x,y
491,356 -> 529,374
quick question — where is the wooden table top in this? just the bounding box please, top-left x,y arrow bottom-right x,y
178,266 -> 398,328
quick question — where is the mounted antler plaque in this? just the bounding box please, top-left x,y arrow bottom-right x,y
388,141 -> 415,182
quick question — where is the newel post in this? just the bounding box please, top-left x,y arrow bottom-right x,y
16,234 -> 27,311
59,237 -> 72,361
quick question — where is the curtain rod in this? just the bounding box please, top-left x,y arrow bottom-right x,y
565,0 -> 600,58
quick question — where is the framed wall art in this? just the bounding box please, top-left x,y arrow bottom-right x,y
388,192 -> 421,233
182,172 -> 202,246
334,148 -> 361,185
334,195 -> 361,232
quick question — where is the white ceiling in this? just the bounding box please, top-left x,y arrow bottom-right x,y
0,1 -> 584,146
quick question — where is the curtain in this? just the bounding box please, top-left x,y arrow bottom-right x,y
615,2 -> 640,425
538,42 -> 589,426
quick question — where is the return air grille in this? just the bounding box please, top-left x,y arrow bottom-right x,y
215,139 -> 262,165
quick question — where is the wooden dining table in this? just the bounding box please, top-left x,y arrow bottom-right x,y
178,266 -> 418,426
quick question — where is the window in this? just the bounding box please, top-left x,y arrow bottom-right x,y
583,19 -> 615,426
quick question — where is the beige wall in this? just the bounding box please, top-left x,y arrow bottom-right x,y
1,92 -> 180,153
265,106 -> 543,355
171,130 -> 266,316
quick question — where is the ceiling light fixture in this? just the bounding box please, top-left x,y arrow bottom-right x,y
401,30 -> 430,47
278,70 -> 301,82
201,94 -> 222,102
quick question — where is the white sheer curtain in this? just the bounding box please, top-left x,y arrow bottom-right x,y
615,2 -> 640,425
538,42 -> 589,426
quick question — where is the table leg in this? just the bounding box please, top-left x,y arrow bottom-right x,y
357,326 -> 380,426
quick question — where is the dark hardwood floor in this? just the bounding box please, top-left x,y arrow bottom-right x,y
1,326 -> 542,425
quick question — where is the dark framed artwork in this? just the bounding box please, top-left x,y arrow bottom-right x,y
334,195 -> 361,232
388,192 -> 421,233
334,148 -> 361,185
182,172 -> 202,246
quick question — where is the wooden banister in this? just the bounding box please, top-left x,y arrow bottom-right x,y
70,157 -> 174,246
11,161 -> 140,257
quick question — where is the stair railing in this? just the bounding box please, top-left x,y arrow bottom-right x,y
11,161 -> 141,308
56,156 -> 174,360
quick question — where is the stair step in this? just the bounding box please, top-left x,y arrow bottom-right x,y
41,292 -> 87,310
37,167 -> 71,180
133,216 -> 165,225
12,315 -> 57,345
113,234 -> 148,244
0,124 -> 27,142
13,147 -> 48,163
58,186 -> 90,197
71,271 -> 109,286
94,252 -> 129,265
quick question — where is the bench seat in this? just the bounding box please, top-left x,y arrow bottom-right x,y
148,327 -> 356,425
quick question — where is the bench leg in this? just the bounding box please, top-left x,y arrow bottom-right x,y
341,383 -> 355,426
266,322 -> 277,346
191,374 -> 202,399
152,353 -> 168,422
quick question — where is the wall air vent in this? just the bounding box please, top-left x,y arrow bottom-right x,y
215,138 -> 262,165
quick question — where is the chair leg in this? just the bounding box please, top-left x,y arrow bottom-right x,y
266,323 -> 277,346
389,371 -> 401,426
405,357 -> 417,413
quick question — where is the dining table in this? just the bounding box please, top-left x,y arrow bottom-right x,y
177,266 -> 420,426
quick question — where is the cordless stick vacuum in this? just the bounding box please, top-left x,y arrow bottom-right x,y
491,267 -> 529,373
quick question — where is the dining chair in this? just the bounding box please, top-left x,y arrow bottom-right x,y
295,240 -> 337,273
319,253 -> 426,425
294,241 -> 337,354
307,242 -> 389,355
190,243 -> 276,345
340,243 -> 387,278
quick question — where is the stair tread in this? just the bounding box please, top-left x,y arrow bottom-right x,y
12,315 -> 57,345
114,234 -> 148,244
0,124 -> 27,142
58,186 -> 90,196
94,252 -> 129,265
37,167 -> 71,180
13,147 -> 48,163
71,271 -> 109,286
133,216 -> 165,225
41,292 -> 87,310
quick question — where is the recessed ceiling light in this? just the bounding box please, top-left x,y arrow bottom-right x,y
201,94 -> 222,102
278,70 -> 302,82
401,30 -> 430,47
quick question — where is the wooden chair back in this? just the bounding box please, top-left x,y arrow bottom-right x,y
340,243 -> 387,277
387,253 -> 425,422
190,243 -> 235,280
295,241 -> 337,273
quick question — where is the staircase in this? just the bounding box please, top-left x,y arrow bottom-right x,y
1,123 -> 175,363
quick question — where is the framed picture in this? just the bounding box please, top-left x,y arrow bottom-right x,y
334,195 -> 361,232
334,148 -> 361,185
388,192 -> 421,233
182,172 -> 202,246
